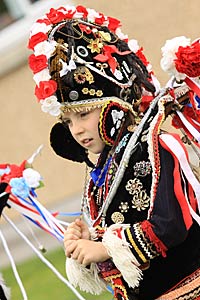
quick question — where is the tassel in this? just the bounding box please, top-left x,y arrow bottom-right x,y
102,224 -> 143,288
65,258 -> 107,295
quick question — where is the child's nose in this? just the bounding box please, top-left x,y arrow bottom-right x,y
71,121 -> 84,136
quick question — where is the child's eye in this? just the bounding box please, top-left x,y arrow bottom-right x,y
80,111 -> 89,118
62,119 -> 71,126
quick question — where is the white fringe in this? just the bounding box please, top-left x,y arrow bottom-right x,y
0,273 -> 11,300
102,224 -> 143,288
89,227 -> 98,240
65,258 -> 107,295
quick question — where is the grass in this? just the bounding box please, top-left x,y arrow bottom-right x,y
2,247 -> 112,300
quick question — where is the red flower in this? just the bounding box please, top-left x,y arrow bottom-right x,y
63,9 -> 76,20
28,32 -> 48,50
175,41 -> 200,77
136,47 -> 149,67
95,13 -> 106,25
76,5 -> 88,18
28,54 -> 47,74
36,18 -> 51,25
46,8 -> 66,24
107,16 -> 121,32
35,80 -> 57,100
0,161 -> 26,184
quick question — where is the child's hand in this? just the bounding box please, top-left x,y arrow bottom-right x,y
64,218 -> 90,241
65,239 -> 110,265
64,219 -> 91,257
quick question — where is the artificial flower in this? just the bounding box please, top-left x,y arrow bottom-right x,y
33,69 -> 51,85
160,36 -> 191,81
0,166 -> 10,176
0,161 -> 26,183
28,54 -> 47,74
23,168 -> 41,188
34,40 -> 57,58
10,178 -> 30,198
35,80 -> 57,101
30,22 -> 51,37
87,38 -> 104,54
46,7 -> 67,24
115,28 -> 128,42
87,8 -> 101,23
95,13 -> 106,26
28,32 -> 48,50
107,16 -> 121,32
40,96 -> 61,116
76,5 -> 88,18
128,39 -> 139,53
175,41 -> 200,78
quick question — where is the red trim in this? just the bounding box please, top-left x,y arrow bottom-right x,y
141,220 -> 168,257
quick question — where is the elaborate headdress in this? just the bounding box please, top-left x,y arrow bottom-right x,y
28,5 -> 156,165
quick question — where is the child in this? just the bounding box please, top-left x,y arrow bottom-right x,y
28,5 -> 200,300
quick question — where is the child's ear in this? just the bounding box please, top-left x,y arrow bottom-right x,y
50,122 -> 94,167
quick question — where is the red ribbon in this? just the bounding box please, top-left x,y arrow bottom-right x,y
94,45 -> 131,73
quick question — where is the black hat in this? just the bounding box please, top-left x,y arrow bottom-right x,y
28,5 -> 156,164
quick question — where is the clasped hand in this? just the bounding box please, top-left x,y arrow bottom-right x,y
64,219 -> 110,266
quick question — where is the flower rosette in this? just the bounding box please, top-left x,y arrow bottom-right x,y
160,36 -> 191,81
174,39 -> 200,78
28,5 -> 128,117
160,36 -> 200,133
0,161 -> 43,199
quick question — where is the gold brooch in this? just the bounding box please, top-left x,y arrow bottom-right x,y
111,212 -> 125,224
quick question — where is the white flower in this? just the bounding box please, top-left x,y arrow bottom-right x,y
41,96 -> 61,116
23,168 -> 42,188
87,8 -> 101,22
73,11 -> 84,19
160,36 -> 191,81
128,39 -> 140,53
116,28 -> 128,41
34,40 -> 56,58
33,68 -> 51,85
30,22 -> 51,37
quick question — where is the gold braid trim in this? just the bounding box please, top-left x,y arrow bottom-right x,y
60,96 -> 137,115
126,227 -> 147,264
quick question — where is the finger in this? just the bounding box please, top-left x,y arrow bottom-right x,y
64,231 -> 80,241
64,241 -> 77,257
64,227 -> 82,240
66,223 -> 82,234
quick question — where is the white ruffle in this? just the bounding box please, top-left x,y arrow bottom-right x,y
65,258 -> 107,295
102,224 -> 142,288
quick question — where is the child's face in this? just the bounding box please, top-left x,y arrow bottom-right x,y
62,108 -> 105,154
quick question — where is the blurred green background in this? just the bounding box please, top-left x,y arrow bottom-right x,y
2,247 -> 112,300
